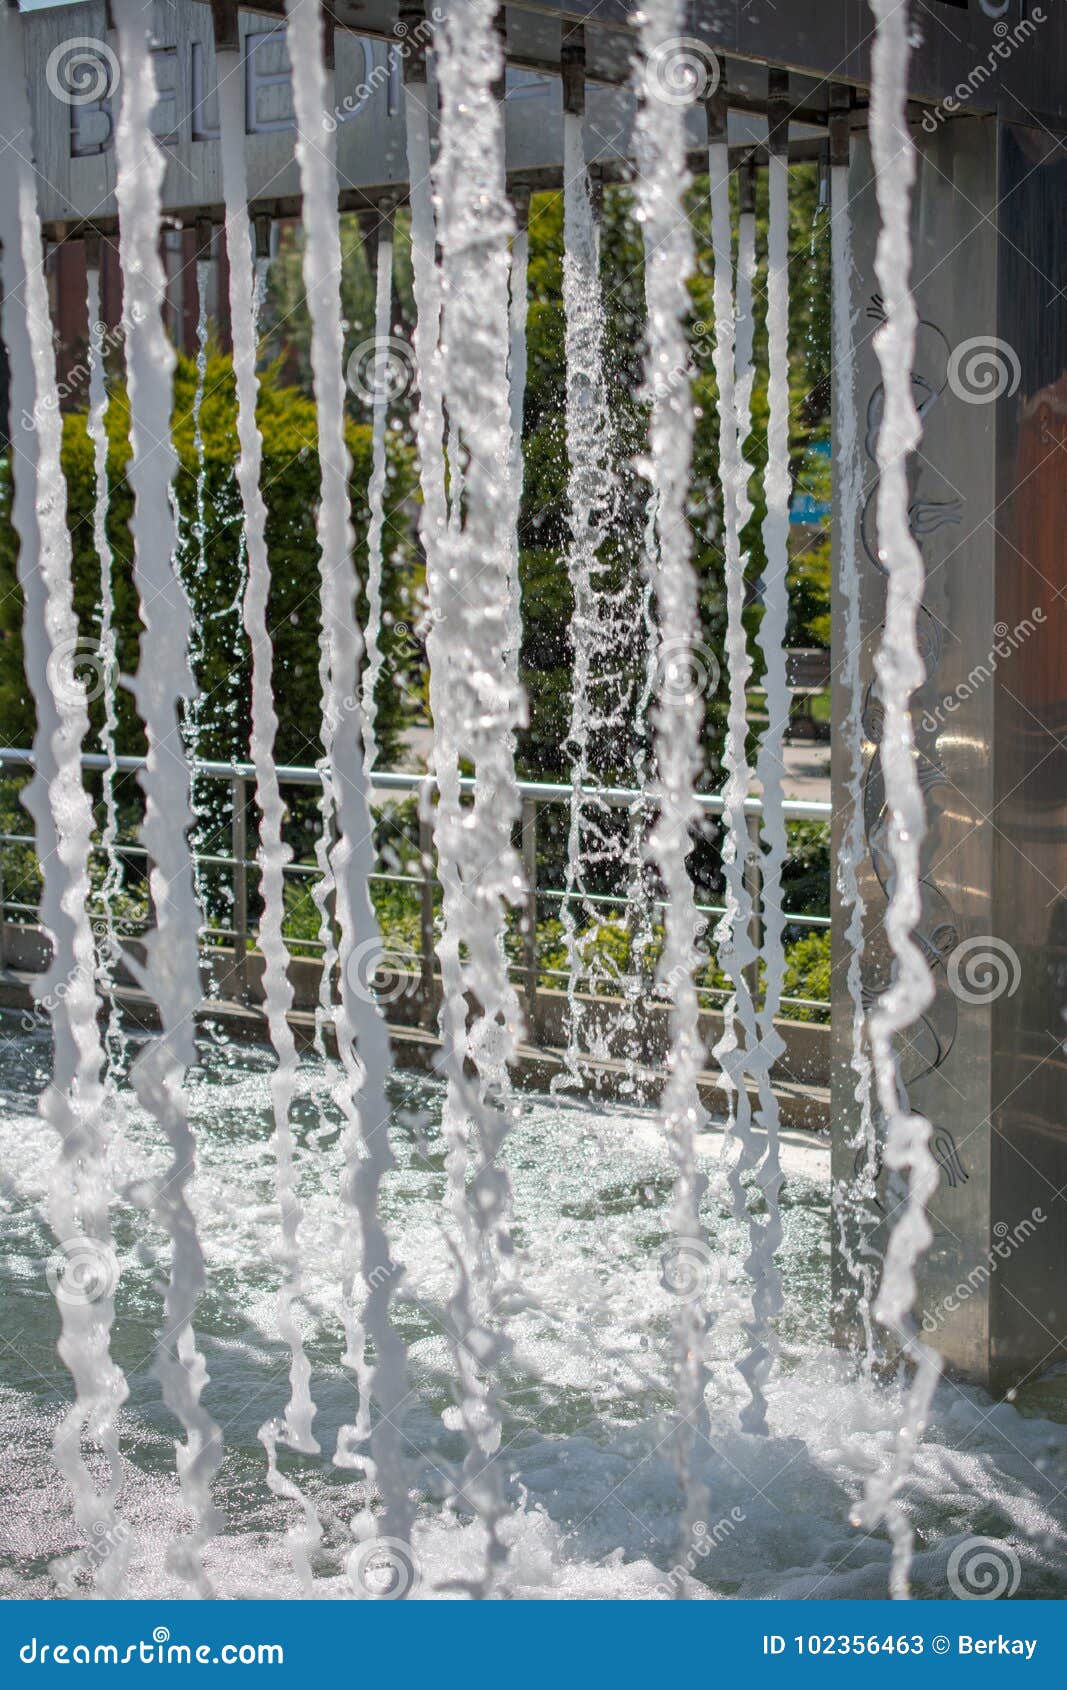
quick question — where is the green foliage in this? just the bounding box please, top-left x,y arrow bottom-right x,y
782,930 -> 832,1022
782,820 -> 832,916
0,349 -> 421,773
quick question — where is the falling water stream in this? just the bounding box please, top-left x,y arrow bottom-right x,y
112,0 -> 222,1594
831,158 -> 878,1366
216,50 -> 323,1591
84,260 -> 126,1083
360,214 -> 394,778
556,107 -> 627,1090
633,0 -> 712,1557
401,40 -> 478,1373
707,136 -> 768,1436
0,3 -> 128,1597
0,0 -> 1036,1608
283,0 -> 413,1575
853,0 -> 941,1600
430,0 -> 527,1594
507,198 -> 530,678
402,56 -> 511,1577
746,149 -> 790,1421
185,257 -> 213,924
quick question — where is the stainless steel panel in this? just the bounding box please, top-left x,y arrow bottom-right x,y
831,117 -> 1067,1390
989,121 -> 1067,1391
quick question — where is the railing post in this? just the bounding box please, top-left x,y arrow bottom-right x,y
418,802 -> 436,1027
231,774 -> 248,996
744,807 -> 763,1007
522,795 -> 538,1032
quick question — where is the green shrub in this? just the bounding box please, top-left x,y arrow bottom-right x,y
0,350 -> 421,773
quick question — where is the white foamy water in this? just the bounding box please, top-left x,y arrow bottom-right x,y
1,1026 -> 1065,1600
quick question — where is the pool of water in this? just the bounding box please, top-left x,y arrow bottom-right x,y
1,1015 -> 1065,1599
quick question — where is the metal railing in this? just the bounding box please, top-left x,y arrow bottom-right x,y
0,748 -> 833,1020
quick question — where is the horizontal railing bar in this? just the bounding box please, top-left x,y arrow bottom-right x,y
0,749 -> 833,822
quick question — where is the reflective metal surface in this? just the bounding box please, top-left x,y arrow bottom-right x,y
831,118 -> 1067,1391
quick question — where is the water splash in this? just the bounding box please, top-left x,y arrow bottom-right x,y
283,0 -> 413,1570
634,0 -> 711,1557
0,4 -> 128,1595
853,0 -> 942,1600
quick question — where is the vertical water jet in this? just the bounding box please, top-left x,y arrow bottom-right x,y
283,0 -> 413,1572
360,207 -> 395,778
216,40 -> 324,1592
853,0 -> 941,1600
112,0 -> 221,1594
0,4 -> 129,1597
634,0 -> 711,1555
